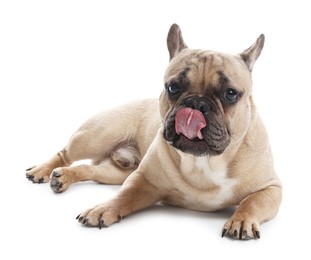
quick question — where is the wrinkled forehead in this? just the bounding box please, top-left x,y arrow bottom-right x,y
164,49 -> 252,92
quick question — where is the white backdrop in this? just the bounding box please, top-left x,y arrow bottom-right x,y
1,0 -> 310,259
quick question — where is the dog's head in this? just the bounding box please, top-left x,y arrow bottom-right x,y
160,24 -> 264,156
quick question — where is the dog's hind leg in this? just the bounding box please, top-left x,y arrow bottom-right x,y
26,101 -> 145,186
26,121 -> 134,184
49,142 -> 141,193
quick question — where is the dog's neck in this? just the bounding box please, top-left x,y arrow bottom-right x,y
176,151 -> 230,185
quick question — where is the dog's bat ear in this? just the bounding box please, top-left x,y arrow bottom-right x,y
240,34 -> 265,72
167,23 -> 188,61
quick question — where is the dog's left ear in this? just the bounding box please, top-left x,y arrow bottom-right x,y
167,24 -> 188,61
240,34 -> 265,71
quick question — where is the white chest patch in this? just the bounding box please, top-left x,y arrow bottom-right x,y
176,153 -> 237,211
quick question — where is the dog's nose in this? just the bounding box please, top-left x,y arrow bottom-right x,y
184,97 -> 211,113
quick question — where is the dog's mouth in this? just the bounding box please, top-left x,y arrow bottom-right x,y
163,106 -> 230,156
175,107 -> 206,140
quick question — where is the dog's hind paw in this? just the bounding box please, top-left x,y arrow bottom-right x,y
50,168 -> 72,193
26,166 -> 50,184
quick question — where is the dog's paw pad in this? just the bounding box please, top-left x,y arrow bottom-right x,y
239,230 -> 252,240
49,169 -> 71,193
52,171 -> 61,178
38,177 -> 45,183
26,174 -> 35,182
50,179 -> 63,192
50,170 -> 64,193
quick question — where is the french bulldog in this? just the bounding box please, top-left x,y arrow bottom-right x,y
26,24 -> 282,240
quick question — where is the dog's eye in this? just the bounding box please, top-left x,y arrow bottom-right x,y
224,88 -> 238,102
167,82 -> 182,96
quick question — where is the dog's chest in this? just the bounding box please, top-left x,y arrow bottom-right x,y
166,155 -> 236,211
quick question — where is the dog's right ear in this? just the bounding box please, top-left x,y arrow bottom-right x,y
167,24 -> 188,61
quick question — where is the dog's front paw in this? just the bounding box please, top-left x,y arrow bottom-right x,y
26,165 -> 51,183
76,202 -> 122,229
222,214 -> 260,240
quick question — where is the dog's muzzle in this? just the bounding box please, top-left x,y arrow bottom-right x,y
163,96 -> 230,156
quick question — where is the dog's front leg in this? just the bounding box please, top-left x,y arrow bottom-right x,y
222,185 -> 282,240
77,172 -> 163,228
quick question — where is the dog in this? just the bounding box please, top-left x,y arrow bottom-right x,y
26,24 -> 282,240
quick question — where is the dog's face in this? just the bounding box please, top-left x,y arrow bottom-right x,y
160,24 -> 264,156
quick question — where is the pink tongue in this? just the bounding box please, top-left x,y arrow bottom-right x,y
175,108 -> 207,140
